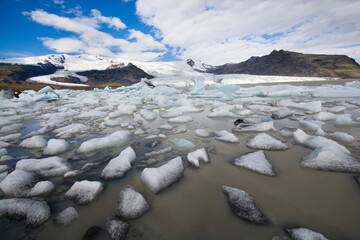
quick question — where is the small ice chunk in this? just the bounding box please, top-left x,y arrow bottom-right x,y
0,171 -> 7,182
222,186 -> 266,224
161,108 -> 183,118
271,108 -> 292,119
301,145 -> 360,173
0,148 -> 7,157
207,109 -> 239,118
279,129 -> 293,138
168,115 -> 194,123
247,133 -> 288,150
299,120 -> 324,131
141,156 -> 184,193
0,141 -> 10,148
101,147 -> 136,180
0,198 -> 50,226
140,109 -> 157,121
158,124 -> 174,130
0,123 -> 25,134
233,151 -> 275,176
144,147 -> 172,157
77,110 -> 107,119
0,133 -> 22,142
315,129 -> 355,143
137,158 -> 158,168
43,139 -> 70,155
65,180 -> 104,205
106,219 -> 129,240
19,135 -> 47,149
16,156 -> 70,177
238,109 -> 252,116
236,121 -> 276,132
187,148 -> 209,167
55,207 -> 78,225
170,138 -> 196,149
54,123 -> 88,139
195,129 -> 213,138
77,130 -> 131,154
312,112 -> 335,121
215,130 -> 239,143
0,169 -> 54,197
109,104 -> 136,118
116,185 -> 150,219
29,181 -> 55,196
286,227 -> 328,240
335,114 -> 360,126
327,106 -> 346,113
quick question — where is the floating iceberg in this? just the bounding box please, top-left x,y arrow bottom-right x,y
170,138 -> 196,149
43,139 -> 70,155
247,133 -> 288,150
187,148 -> 209,167
106,219 -> 129,240
19,135 -> 47,149
16,156 -> 70,178
55,207 -> 78,225
101,147 -> 137,180
65,180 -> 104,205
286,227 -> 328,240
116,185 -> 150,219
141,157 -> 184,193
77,130 -> 131,154
233,151 -> 275,176
0,198 -> 50,226
222,186 -> 266,224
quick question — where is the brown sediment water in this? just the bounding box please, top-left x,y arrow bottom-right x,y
1,88 -> 360,239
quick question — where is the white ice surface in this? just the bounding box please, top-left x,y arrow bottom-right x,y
233,151 -> 275,176
247,133 -> 288,150
19,135 -> 47,149
16,156 -> 70,177
101,147 -> 137,179
187,148 -> 209,167
43,139 -> 70,155
65,180 -> 104,205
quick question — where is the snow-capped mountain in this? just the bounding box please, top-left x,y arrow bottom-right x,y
186,59 -> 215,72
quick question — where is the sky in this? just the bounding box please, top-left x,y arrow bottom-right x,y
0,0 -> 360,65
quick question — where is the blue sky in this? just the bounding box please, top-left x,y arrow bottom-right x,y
1,0 -> 360,64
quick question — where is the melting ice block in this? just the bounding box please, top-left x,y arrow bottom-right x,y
0,198 -> 50,226
77,130 -> 131,154
187,148 -> 209,167
294,129 -> 360,173
116,185 -> 150,219
247,133 -> 288,150
141,156 -> 184,193
214,130 -> 239,143
16,156 -> 70,178
140,109 -> 158,121
106,219 -> 129,240
233,151 -> 275,176
271,108 -> 292,119
170,138 -> 196,149
19,135 -> 47,149
312,112 -> 335,121
101,147 -> 137,180
43,139 -> 70,155
168,115 -> 194,123
222,186 -> 266,224
65,180 -> 104,205
236,121 -> 276,132
0,169 -> 54,197
286,227 -> 328,240
55,207 -> 78,225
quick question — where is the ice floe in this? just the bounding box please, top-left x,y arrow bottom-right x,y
170,138 -> 196,149
187,148 -> 209,167
0,198 -> 50,226
168,115 -> 194,123
106,219 -> 129,240
286,227 -> 328,240
19,135 -> 47,149
101,147 -> 136,180
116,185 -> 150,219
16,156 -> 70,177
141,156 -> 184,193
55,207 -> 78,225
233,151 -> 275,176
77,130 -> 131,154
65,180 -> 104,205
222,186 -> 266,224
247,133 -> 288,150
43,139 -> 70,155
235,121 -> 276,132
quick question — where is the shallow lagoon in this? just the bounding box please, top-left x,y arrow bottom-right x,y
1,80 -> 360,239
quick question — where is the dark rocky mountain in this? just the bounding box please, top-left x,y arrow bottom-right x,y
209,50 -> 360,78
0,61 -> 61,85
76,63 -> 153,87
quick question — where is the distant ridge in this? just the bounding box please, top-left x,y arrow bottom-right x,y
209,50 -> 360,78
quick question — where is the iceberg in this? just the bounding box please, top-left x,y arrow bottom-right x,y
233,151 -> 275,176
101,147 -> 137,180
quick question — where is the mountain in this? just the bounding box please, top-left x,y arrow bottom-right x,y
186,59 -> 215,72
0,61 -> 61,85
209,50 -> 360,78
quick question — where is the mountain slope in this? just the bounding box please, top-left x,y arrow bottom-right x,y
210,50 -> 360,78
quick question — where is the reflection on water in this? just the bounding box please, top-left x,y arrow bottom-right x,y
1,98 -> 360,240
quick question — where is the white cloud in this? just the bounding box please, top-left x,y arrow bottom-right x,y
25,9 -> 167,61
90,9 -> 126,30
136,0 -> 360,64
53,0 -> 64,4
